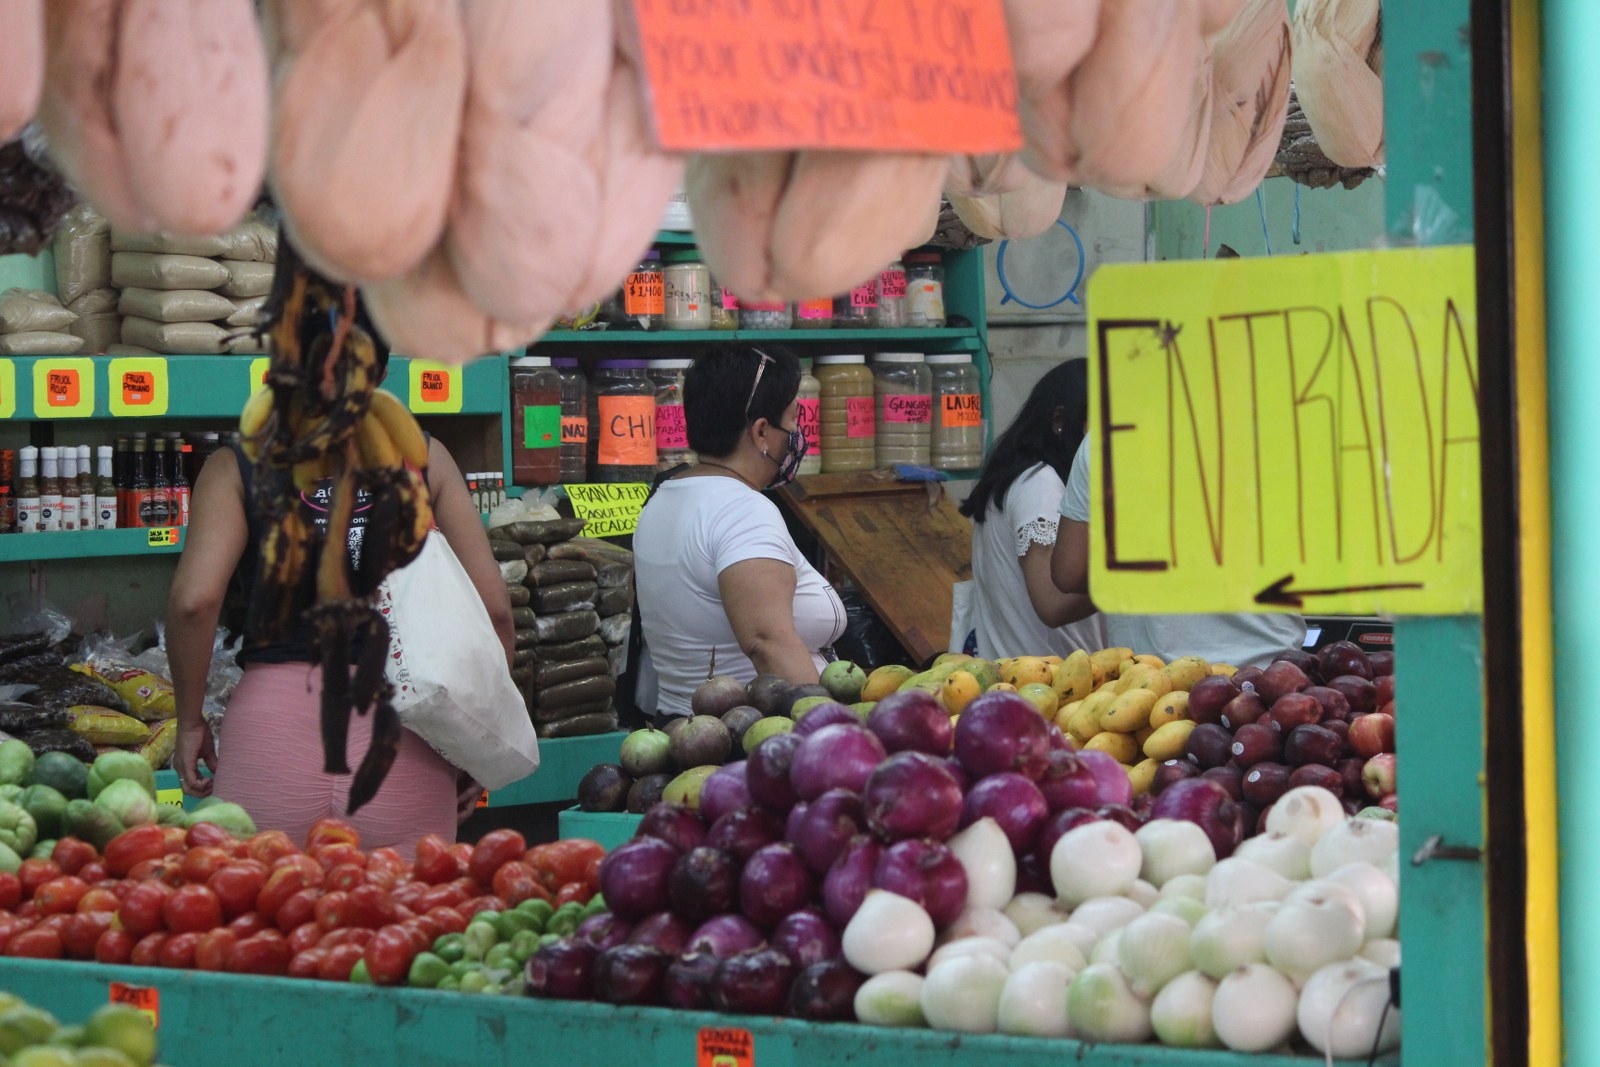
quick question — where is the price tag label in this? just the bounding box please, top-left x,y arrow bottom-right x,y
249,357 -> 271,389
697,1027 -> 753,1067
156,790 -> 183,807
0,359 -> 14,418
408,361 -> 462,414
108,357 -> 169,417
565,482 -> 650,539
109,981 -> 160,1029
32,358 -> 94,418
477,790 -> 490,809
146,527 -> 181,548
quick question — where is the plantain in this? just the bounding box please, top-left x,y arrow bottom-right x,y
367,389 -> 429,469
354,410 -> 401,469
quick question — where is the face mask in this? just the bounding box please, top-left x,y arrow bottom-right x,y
765,423 -> 807,488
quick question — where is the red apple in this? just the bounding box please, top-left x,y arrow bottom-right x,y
1347,713 -> 1395,758
1266,692 -> 1323,734
1187,676 -> 1240,726
1303,685 -> 1353,723
1363,753 -> 1397,798
1379,792 -> 1398,812
1368,651 -> 1395,677
1257,660 -> 1312,704
1380,699 -> 1395,718
1373,674 -> 1396,706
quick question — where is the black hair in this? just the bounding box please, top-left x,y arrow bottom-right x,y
684,345 -> 802,458
959,359 -> 1088,522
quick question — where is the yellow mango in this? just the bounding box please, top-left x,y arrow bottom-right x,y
1003,656 -> 1056,688
1017,682 -> 1059,717
988,682 -> 1018,694
862,664 -> 915,702
1148,691 -> 1190,729
1162,655 -> 1210,692
941,670 -> 983,715
1052,650 -> 1094,703
1209,663 -> 1239,677
1067,701 -> 1104,745
1089,647 -> 1135,687
1043,655 -> 1063,667
1134,725 -> 1155,748
1100,688 -> 1159,733
965,660 -> 1002,691
934,651 -> 972,668
1128,757 -> 1161,797
1143,719 -> 1197,761
1133,654 -> 1166,671
1085,730 -> 1140,764
1115,663 -> 1173,698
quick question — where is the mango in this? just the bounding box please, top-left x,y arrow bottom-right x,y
1162,655 -> 1210,692
941,671 -> 983,715
1209,663 -> 1239,677
1002,656 -> 1055,688
1065,703 -> 1102,745
933,651 -> 972,668
1143,720 -> 1197,761
1148,691 -> 1190,729
1042,655 -> 1063,667
1084,730 -> 1140,764
1051,650 -> 1094,703
1127,757 -> 1161,797
1115,663 -> 1173,698
900,656 -> 975,694
965,659 -> 1002,691
1016,683 -> 1058,717
1089,647 -> 1135,687
862,665 -> 915,702
1100,688 -> 1159,733
1134,724 -> 1155,748
988,682 -> 1018,694
1132,654 -> 1166,671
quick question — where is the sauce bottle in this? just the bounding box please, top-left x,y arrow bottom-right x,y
167,432 -> 190,526
76,445 -> 94,527
15,447 -> 39,534
147,437 -> 172,527
128,436 -> 150,528
95,446 -> 117,530
58,448 -> 79,531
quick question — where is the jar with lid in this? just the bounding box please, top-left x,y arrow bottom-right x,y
874,259 -> 908,327
813,354 -> 875,472
709,277 -> 739,330
615,249 -> 665,331
835,280 -> 877,326
739,299 -> 792,331
553,357 -> 589,482
796,358 -> 822,475
510,355 -> 562,487
927,353 -> 984,471
588,359 -> 657,482
647,358 -> 697,472
903,253 -> 946,328
872,352 -> 933,467
795,298 -> 834,329
663,250 -> 712,331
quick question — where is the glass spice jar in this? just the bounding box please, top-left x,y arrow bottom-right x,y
647,358 -> 697,472
927,353 -> 985,471
874,259 -> 908,327
795,298 -> 834,329
588,358 -> 657,483
872,351 -> 933,467
814,354 -> 875,473
739,299 -> 792,331
796,357 -> 822,475
553,357 -> 588,482
903,252 -> 946,328
510,355 -> 562,487
663,250 -> 712,331
835,280 -> 877,326
709,278 -> 739,331
621,249 -> 665,331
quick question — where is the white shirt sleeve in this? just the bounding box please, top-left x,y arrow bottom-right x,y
1059,440 -> 1091,522
1010,465 -> 1061,557
710,492 -> 797,573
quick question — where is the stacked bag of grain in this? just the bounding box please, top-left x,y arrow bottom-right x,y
51,204 -> 117,353
0,287 -> 81,355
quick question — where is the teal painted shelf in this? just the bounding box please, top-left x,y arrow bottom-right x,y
0,957 -> 1396,1067
0,526 -> 185,563
558,806 -> 642,851
536,326 -> 980,348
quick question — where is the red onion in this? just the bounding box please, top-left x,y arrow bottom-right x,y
739,843 -> 816,930
1037,748 -> 1102,811
793,702 -> 860,736
787,960 -> 865,1021
706,807 -> 784,861
862,751 -> 964,842
711,948 -> 797,1015
636,803 -> 706,853
960,771 -> 1049,852
592,944 -> 672,1004
945,757 -> 971,792
664,952 -> 721,1009
865,690 -> 953,756
790,724 -> 886,800
1149,778 -> 1242,859
667,847 -> 740,922
699,762 -> 752,825
769,907 -> 841,967
872,838 -> 968,926
598,837 -> 680,920
953,691 -> 1050,780
574,912 -> 632,952
1015,852 -> 1053,895
745,730 -> 803,811
1077,748 -> 1134,806
785,801 -> 809,841
627,911 -> 694,955
1047,724 -> 1072,751
822,835 -> 881,928
686,914 -> 766,958
1036,807 -> 1102,864
790,789 -> 866,875
525,938 -> 597,998
1097,804 -> 1144,832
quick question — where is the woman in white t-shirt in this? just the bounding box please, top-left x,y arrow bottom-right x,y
959,360 -> 1106,659
635,347 -> 845,717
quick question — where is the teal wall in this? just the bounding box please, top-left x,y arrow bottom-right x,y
0,250 -> 55,294
1150,176 -> 1386,260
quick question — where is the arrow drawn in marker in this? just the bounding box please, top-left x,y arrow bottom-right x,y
1254,574 -> 1425,608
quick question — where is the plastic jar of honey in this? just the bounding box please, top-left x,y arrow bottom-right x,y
814,354 -> 875,473
872,352 -> 933,467
927,353 -> 984,471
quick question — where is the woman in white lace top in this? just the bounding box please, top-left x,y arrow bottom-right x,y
959,360 -> 1106,658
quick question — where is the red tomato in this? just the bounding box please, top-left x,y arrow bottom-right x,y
320,941 -> 366,981
227,911 -> 271,938
245,830 -> 299,867
159,931 -> 202,969
257,862 -> 322,921
344,884 -> 397,930
37,913 -> 70,935
415,884 -> 468,913
310,843 -> 366,872
18,858 -> 62,899
323,863 -> 366,894
229,934 -> 292,976
289,947 -> 327,979
412,835 -> 459,885
8,926 -> 62,959
33,876 -> 89,916
491,862 -> 546,907
76,887 -> 122,915
305,817 -> 361,851
287,921 -> 322,955
117,882 -> 174,940
449,842 -> 473,867
390,881 -> 427,911
361,867 -> 398,893
195,928 -> 238,972
95,927 -> 135,965
425,906 -> 467,937
0,873 -> 19,911
50,838 -> 97,877
527,839 -> 604,891
160,826 -> 189,854
163,884 -> 224,934
180,846 -> 233,885
14,902 -> 36,919
553,882 -> 589,908
367,847 -> 406,876
129,932 -> 168,967
61,912 -> 112,959
314,891 -> 349,932
455,895 -> 501,923
363,924 -> 417,986
318,926 -> 373,949
128,859 -> 186,888
185,821 -> 234,850
467,829 -> 526,887
104,826 -> 169,878
208,863 -> 268,920
78,863 -> 108,885
275,888 -> 321,935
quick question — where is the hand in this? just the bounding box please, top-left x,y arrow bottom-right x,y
455,772 -> 483,826
175,718 -> 218,798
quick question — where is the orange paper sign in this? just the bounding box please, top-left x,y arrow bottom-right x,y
597,395 -> 657,467
630,0 -> 1021,154
109,981 -> 160,1029
697,1027 -> 754,1067
941,392 -> 981,427
46,369 -> 80,408
122,371 -> 155,406
419,370 -> 451,404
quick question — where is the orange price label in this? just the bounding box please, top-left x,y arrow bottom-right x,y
630,0 -> 1020,154
122,372 -> 154,406
561,415 -> 589,445
420,371 -> 450,404
109,981 -> 160,1030
476,790 -> 490,809
47,369 -> 79,407
941,392 -> 982,428
596,395 -> 656,467
109,356 -> 169,415
408,361 -> 463,414
697,1027 -> 753,1067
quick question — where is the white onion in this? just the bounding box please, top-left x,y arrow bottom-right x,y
1002,892 -> 1069,936
927,936 -> 1012,971
921,954 -> 1009,1033
854,971 -> 927,1027
949,817 -> 1016,911
1090,928 -> 1123,966
1135,819 -> 1218,887
1069,895 -> 1146,940
1190,903 -> 1277,979
1052,821 -> 1142,906
938,906 -> 1021,948
1212,963 -> 1299,1051
1150,970 -> 1221,1048
1325,862 -> 1399,940
1151,896 -> 1208,927
843,890 -> 936,974
1310,818 -> 1401,878
1265,786 -> 1345,848
998,961 -> 1076,1037
1158,873 -> 1208,903
1297,959 -> 1400,1057
1264,889 -> 1366,985
1067,963 -> 1154,1043
1360,938 -> 1402,970
1205,857 -> 1295,910
1126,878 -> 1160,908
1118,912 -> 1194,998
1009,924 -> 1090,972
1234,832 -> 1313,881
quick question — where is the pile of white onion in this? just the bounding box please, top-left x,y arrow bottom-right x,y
844,786 -> 1401,1057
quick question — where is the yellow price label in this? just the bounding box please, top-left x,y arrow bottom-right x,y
108,357 -> 170,417
408,361 -> 462,414
146,527 -> 181,548
0,359 -> 14,419
249,357 -> 270,390
1086,245 -> 1481,617
31,357 -> 95,418
156,790 -> 183,807
564,483 -> 649,538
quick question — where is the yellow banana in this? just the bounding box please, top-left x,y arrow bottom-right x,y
368,389 -> 429,469
239,386 -> 274,460
355,411 -> 401,470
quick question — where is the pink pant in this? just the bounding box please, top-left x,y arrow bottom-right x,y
212,661 -> 457,858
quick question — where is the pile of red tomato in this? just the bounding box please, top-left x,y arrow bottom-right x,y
0,819 -> 604,986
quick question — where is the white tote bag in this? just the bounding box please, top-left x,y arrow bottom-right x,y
379,531 -> 540,790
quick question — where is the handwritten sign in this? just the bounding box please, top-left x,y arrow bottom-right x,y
0,359 -> 13,419
561,416 -> 589,446
248,357 -> 270,390
845,396 -> 874,438
630,0 -> 1020,154
32,358 -> 94,418
881,394 -> 932,424
146,527 -> 181,548
408,361 -> 462,414
109,981 -> 160,1029
941,392 -> 981,427
596,396 -> 656,468
109,357 -> 169,417
566,483 -> 650,538
697,1026 -> 754,1067
1086,246 -> 1480,616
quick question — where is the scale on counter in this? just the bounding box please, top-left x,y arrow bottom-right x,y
1301,616 -> 1395,653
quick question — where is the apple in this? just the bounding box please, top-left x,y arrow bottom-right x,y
1363,753 -> 1397,798
1303,685 -> 1353,722
1368,651 -> 1395,677
1187,675 -> 1240,725
1373,674 -> 1396,706
1347,712 -> 1396,758
1257,660 -> 1312,704
1325,674 -> 1378,715
1379,792 -> 1398,812
1219,690 -> 1268,731
1266,692 -> 1323,734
